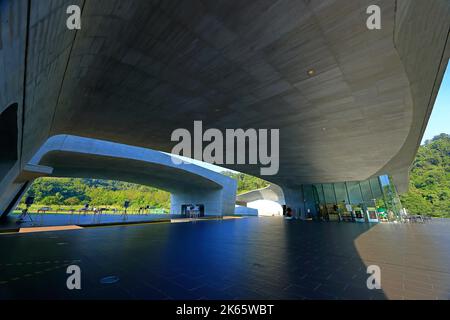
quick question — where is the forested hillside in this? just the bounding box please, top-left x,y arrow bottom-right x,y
23,178 -> 171,209
222,171 -> 269,194
400,133 -> 450,217
22,172 -> 269,209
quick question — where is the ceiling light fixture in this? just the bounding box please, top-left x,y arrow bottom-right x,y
307,68 -> 316,77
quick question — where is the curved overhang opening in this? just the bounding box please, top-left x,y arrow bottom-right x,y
11,134 -> 238,218
247,200 -> 283,217
18,176 -> 171,215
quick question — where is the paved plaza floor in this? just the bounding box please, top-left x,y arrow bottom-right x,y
0,217 -> 449,299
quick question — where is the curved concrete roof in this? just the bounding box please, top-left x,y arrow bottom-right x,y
237,185 -> 285,205
29,135 -> 235,194
2,0 -> 449,195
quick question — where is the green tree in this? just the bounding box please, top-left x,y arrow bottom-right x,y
400,133 -> 450,217
222,171 -> 270,194
65,197 -> 81,206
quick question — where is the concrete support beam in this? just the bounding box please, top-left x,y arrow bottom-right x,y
14,164 -> 54,183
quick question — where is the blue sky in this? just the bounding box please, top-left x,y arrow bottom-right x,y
421,62 -> 450,144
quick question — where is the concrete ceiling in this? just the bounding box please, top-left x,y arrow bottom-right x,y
17,0 -> 450,192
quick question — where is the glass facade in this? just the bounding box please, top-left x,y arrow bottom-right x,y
323,184 -> 336,203
360,180 -> 373,203
314,184 -> 325,203
369,177 -> 383,199
294,175 -> 399,222
346,182 -> 363,204
379,175 -> 403,219
334,182 -> 348,204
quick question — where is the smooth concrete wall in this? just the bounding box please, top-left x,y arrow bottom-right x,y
0,0 -> 27,218
221,178 -> 239,216
171,189 -> 230,216
0,0 -> 79,217
0,0 -> 85,216
375,0 -> 450,192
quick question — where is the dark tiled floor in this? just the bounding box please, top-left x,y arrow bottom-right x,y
0,217 -> 449,300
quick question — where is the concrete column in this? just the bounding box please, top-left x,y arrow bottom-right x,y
0,162 -> 21,218
1,162 -> 54,218
0,174 -> 30,219
282,186 -> 305,219
170,188 -> 235,216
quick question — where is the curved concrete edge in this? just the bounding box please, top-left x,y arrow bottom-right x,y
2,135 -> 238,217
377,0 -> 450,193
236,184 -> 285,205
30,135 -> 234,189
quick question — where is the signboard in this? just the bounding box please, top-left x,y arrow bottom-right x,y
367,207 -> 379,223
354,206 -> 365,223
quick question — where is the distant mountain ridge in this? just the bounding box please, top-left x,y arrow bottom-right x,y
24,178 -> 171,209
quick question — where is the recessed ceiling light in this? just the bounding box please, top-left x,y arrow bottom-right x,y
307,68 -> 316,76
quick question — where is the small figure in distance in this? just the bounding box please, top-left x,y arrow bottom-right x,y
285,207 -> 294,220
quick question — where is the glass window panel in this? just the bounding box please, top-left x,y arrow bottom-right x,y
303,184 -> 315,203
360,180 -> 373,202
314,184 -> 325,203
334,182 -> 348,204
323,184 -> 336,203
347,181 -> 363,204
369,177 -> 383,199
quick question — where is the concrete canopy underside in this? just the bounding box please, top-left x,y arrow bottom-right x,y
1,0 -> 449,213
